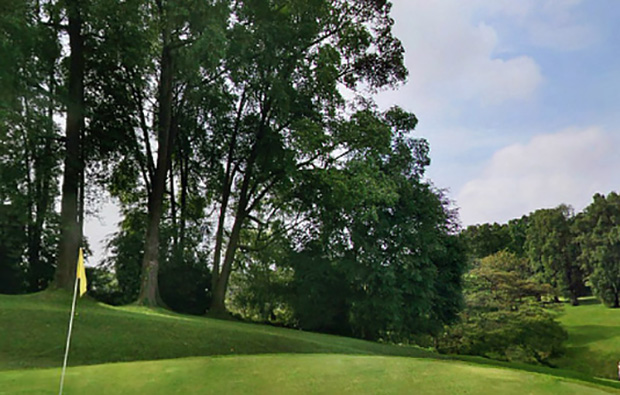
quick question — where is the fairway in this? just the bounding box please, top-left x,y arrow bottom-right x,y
552,298 -> 620,380
0,354 -> 616,395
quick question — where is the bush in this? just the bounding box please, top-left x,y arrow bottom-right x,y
436,252 -> 567,365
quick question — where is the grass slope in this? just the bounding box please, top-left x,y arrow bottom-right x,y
0,291 -> 434,371
552,298 -> 620,380
0,355 -> 617,395
1,291 -> 619,393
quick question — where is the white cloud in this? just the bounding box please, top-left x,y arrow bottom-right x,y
524,0 -> 598,51
379,0 -> 543,116
486,0 -> 598,51
456,127 -> 620,225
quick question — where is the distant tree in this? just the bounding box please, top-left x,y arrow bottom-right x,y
525,205 -> 585,305
437,251 -> 567,364
460,223 -> 512,259
0,205 -> 26,293
103,208 -> 146,304
460,217 -> 529,260
227,229 -> 294,323
574,192 -> 620,307
506,216 -> 529,257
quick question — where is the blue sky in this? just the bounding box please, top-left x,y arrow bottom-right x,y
376,0 -> 620,225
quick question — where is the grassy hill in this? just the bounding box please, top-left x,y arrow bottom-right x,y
0,291 -> 434,371
552,297 -> 620,380
1,291 -> 619,394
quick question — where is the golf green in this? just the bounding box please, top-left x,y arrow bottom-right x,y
1,354 -> 616,394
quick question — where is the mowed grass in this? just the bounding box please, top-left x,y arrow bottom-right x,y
552,297 -> 620,380
0,354 -> 617,395
0,291 -> 434,371
2,291 -> 620,393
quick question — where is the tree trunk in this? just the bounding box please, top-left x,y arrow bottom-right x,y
210,211 -> 245,313
179,151 -> 188,247
210,130 -> 262,312
570,294 -> 579,306
55,1 -> 84,290
136,31 -> 174,307
210,92 -> 246,297
209,111 -> 268,312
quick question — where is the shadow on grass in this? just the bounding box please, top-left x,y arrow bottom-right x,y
568,325 -> 620,345
577,297 -> 602,306
556,345 -> 620,380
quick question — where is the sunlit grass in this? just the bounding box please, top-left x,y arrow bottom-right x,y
552,297 -> 620,380
1,354 -> 616,395
0,290 -> 433,371
2,291 -> 619,393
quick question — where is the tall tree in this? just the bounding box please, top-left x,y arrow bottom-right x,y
205,0 -> 407,313
526,205 -> 585,305
574,192 -> 620,307
55,0 -> 87,289
230,106 -> 467,341
294,108 -> 465,340
135,0 -> 228,306
136,0 -> 175,305
0,0 -> 62,292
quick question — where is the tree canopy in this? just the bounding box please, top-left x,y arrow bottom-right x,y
0,0 -> 469,345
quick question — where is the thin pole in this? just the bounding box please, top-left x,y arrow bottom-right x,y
59,274 -> 80,395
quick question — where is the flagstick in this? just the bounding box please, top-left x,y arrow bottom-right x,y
59,274 -> 80,395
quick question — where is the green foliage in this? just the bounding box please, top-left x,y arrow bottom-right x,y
574,192 -> 620,307
438,251 -> 567,364
286,243 -> 352,334
86,266 -> 126,305
254,107 -> 468,341
104,209 -> 146,304
526,205 -> 585,305
159,249 -> 212,315
461,217 -> 528,260
0,205 -> 26,294
228,228 -> 295,323
0,0 -> 61,293
103,205 -> 213,313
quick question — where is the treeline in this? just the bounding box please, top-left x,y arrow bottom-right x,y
438,192 -> 620,364
0,0 -> 467,342
462,192 -> 620,308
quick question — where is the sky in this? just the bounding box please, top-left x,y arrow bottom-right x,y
84,0 -> 620,264
376,0 -> 620,226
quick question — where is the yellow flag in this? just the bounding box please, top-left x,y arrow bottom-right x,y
77,248 -> 87,297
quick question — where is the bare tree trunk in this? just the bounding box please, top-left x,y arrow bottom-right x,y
210,123 -> 264,312
210,209 -> 245,313
179,150 -> 188,247
28,63 -> 56,291
55,1 -> 84,290
137,26 -> 174,306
